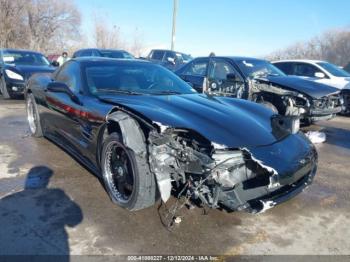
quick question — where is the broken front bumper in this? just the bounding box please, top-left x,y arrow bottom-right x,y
218,133 -> 318,213
4,78 -> 25,95
308,106 -> 342,121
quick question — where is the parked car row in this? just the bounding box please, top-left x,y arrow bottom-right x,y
24,57 -> 317,213
0,46 -> 347,215
175,56 -> 344,124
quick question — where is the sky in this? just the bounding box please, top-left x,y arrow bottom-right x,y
75,0 -> 350,57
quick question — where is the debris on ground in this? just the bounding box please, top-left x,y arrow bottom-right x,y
174,217 -> 182,224
305,131 -> 326,144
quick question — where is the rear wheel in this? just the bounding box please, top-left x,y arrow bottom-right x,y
101,132 -> 156,211
26,93 -> 43,137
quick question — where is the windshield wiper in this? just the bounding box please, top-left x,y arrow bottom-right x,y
97,89 -> 142,95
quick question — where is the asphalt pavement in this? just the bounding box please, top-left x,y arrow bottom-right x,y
0,98 -> 349,257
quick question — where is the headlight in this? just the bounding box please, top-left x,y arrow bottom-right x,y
271,115 -> 300,137
5,70 -> 24,81
288,116 -> 300,134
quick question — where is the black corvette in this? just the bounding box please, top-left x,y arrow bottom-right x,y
25,58 -> 317,213
176,56 -> 343,124
0,49 -> 56,99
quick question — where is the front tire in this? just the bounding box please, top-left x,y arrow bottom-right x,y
26,93 -> 43,137
101,132 -> 157,211
0,77 -> 12,99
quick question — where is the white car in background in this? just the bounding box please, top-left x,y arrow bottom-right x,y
272,59 -> 350,90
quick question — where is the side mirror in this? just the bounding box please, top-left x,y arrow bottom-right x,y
51,61 -> 59,67
226,73 -> 236,81
167,57 -> 175,64
47,81 -> 70,93
47,82 -> 82,105
314,72 -> 325,78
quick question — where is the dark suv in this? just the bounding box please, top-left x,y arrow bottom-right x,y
176,56 -> 343,124
145,49 -> 192,71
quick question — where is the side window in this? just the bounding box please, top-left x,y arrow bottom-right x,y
151,50 -> 165,61
55,62 -> 81,93
165,51 -> 176,60
79,50 -> 93,57
294,63 -> 322,77
209,60 -> 241,81
183,60 -> 208,76
274,62 -> 294,75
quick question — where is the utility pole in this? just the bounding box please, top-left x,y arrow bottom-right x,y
171,0 -> 178,51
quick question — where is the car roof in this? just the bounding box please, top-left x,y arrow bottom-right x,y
194,56 -> 267,62
272,59 -> 325,64
151,49 -> 188,55
72,57 -> 150,65
0,48 -> 44,55
75,48 -> 128,52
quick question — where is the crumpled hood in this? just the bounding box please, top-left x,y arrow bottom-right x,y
99,93 -> 281,148
256,75 -> 339,99
4,64 -> 55,80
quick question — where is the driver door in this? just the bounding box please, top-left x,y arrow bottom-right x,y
45,61 -> 86,154
207,58 -> 245,98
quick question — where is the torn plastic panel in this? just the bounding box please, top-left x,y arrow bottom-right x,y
106,111 -> 147,155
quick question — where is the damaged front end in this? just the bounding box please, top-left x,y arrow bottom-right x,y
250,79 -> 343,123
148,123 -> 317,213
308,94 -> 344,122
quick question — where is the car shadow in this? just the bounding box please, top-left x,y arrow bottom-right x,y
0,166 -> 83,260
322,125 -> 350,150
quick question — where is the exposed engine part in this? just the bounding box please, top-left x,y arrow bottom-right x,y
250,79 -> 309,117
147,124 -> 288,212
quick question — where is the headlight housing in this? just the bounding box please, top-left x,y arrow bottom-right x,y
5,70 -> 24,81
271,115 -> 300,137
285,116 -> 300,134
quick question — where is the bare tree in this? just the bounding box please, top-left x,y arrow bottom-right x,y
92,16 -> 146,57
93,17 -> 123,49
0,0 -> 27,48
0,0 -> 81,53
128,28 -> 144,57
267,27 -> 350,66
25,0 -> 81,53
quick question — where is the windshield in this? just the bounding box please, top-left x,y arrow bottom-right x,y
100,50 -> 135,59
84,62 -> 197,96
2,50 -> 50,66
236,59 -> 286,79
317,62 -> 350,77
